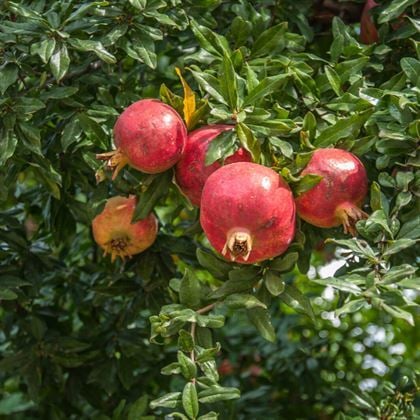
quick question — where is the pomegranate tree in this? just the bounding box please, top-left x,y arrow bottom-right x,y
200,162 -> 296,264
92,195 -> 158,261
97,99 -> 187,178
175,125 -> 252,206
295,148 -> 368,236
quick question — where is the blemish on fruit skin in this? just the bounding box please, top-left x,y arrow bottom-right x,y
261,176 -> 271,190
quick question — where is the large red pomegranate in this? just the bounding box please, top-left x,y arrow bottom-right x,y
97,99 -> 187,178
295,148 -> 368,236
360,0 -> 379,44
200,162 -> 296,264
175,125 -> 252,206
92,195 -> 158,261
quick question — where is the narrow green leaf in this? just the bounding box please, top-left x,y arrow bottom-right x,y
50,45 -> 70,81
247,307 -> 276,342
150,392 -> 182,409
377,0 -> 417,24
178,352 -> 197,380
224,293 -> 266,310
127,395 -> 148,420
314,111 -> 373,147
132,171 -> 172,221
279,285 -> 315,321
69,39 -> 116,64
243,74 -> 288,107
0,64 -> 19,94
236,122 -> 260,162
31,38 -> 56,63
400,57 -> 420,87
270,252 -> 299,272
182,383 -> 199,419
293,175 -> 323,197
205,129 -> 236,166
381,303 -> 414,326
324,66 -> 341,96
179,269 -> 201,309
383,239 -> 417,257
264,271 -> 285,296
219,52 -> 238,109
196,249 -> 231,279
251,22 -> 287,57
198,386 -> 240,403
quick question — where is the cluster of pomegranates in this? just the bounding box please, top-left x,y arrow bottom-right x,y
93,99 -> 368,265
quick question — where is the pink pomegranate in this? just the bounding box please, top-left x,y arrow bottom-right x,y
200,162 -> 296,264
92,195 -> 158,261
360,0 -> 379,44
97,99 -> 187,178
175,125 -> 252,206
295,148 -> 368,236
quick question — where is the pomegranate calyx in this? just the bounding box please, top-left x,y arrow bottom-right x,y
336,203 -> 368,237
96,149 -> 129,180
103,235 -> 130,262
222,230 -> 253,262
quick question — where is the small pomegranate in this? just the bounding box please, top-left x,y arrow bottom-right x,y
360,0 -> 379,44
175,125 -> 252,206
97,99 -> 187,178
295,148 -> 368,236
200,162 -> 296,264
92,196 -> 157,261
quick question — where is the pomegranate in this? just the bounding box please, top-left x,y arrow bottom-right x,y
295,148 -> 368,236
200,162 -> 296,264
92,195 -> 158,261
97,99 -> 187,178
360,0 -> 379,44
175,125 -> 252,206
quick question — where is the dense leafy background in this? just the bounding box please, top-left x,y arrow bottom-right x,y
0,0 -> 419,419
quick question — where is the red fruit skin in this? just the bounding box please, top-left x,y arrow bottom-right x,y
200,162 -> 296,264
175,125 -> 252,206
114,99 -> 187,174
295,149 -> 368,231
360,0 -> 379,44
92,196 -> 158,260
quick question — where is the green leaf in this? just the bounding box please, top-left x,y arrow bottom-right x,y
0,289 -> 18,300
224,293 -> 266,310
161,362 -> 181,376
382,264 -> 417,284
381,303 -> 414,326
247,307 -> 276,342
219,52 -> 238,109
243,74 -> 289,107
150,392 -> 182,409
14,97 -> 45,114
400,57 -> 420,87
335,298 -> 366,317
129,0 -> 147,10
196,249 -> 231,279
205,129 -> 236,166
182,383 -> 199,419
236,122 -> 261,162
198,412 -> 218,420
178,352 -> 197,380
377,0 -> 418,24
324,66 -> 341,96
127,395 -> 148,420
18,122 -> 42,155
264,271 -> 285,296
50,44 -> 70,81
251,22 -> 287,57
279,285 -> 315,321
179,269 -> 201,309
61,116 -> 83,151
398,278 -> 420,291
314,111 -> 373,147
178,330 -> 194,353
69,39 -> 116,64
0,64 -> 19,94
293,175 -> 323,197
190,20 -> 230,57
0,130 -> 18,165
311,277 -> 362,295
270,252 -> 299,273
198,386 -> 240,403
31,38 -> 56,63
132,171 -> 172,221
383,239 -> 417,257
190,70 -> 228,105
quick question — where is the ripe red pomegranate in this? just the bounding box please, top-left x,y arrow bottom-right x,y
360,0 -> 379,44
97,99 -> 187,178
200,162 -> 296,264
92,196 -> 157,261
295,148 -> 368,236
175,125 -> 252,206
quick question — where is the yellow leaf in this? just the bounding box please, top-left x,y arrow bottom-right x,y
175,67 -> 196,130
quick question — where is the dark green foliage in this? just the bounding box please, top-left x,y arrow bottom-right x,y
0,0 -> 419,418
